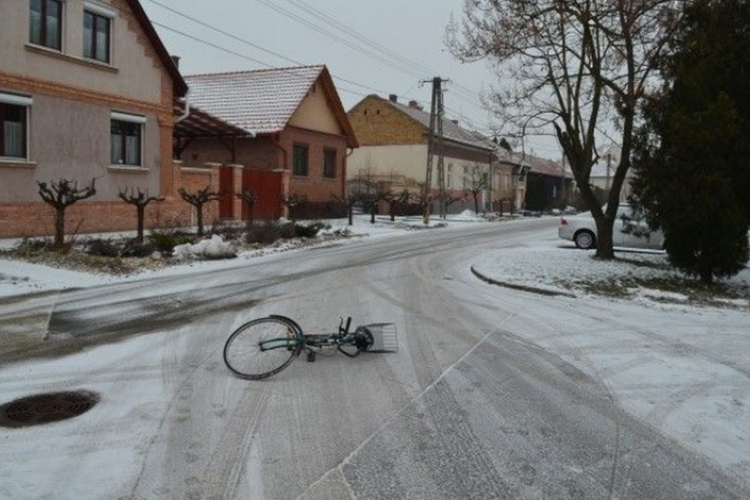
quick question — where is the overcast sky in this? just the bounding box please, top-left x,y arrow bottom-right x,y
141,0 -> 563,160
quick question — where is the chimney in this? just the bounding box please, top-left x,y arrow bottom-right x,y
389,94 -> 398,103
408,100 -> 421,109
451,119 -> 459,126
171,55 -> 181,69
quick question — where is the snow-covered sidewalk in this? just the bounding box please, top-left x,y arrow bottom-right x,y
472,233 -> 750,307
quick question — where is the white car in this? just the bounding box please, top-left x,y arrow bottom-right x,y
558,204 -> 665,250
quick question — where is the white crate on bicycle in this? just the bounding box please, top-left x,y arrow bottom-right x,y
356,323 -> 398,352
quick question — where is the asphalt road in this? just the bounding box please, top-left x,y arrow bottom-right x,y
0,218 -> 747,499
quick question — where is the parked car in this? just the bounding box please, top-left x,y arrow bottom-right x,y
558,204 -> 665,250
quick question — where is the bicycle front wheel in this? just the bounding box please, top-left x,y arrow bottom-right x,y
223,317 -> 302,380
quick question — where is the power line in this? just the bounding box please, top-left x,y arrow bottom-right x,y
251,0 -> 488,113
284,0 -> 433,76
150,21 -> 371,99
144,0 -> 496,138
145,0 -> 386,95
147,0 -> 300,67
284,0 -> 486,105
250,0 -> 426,80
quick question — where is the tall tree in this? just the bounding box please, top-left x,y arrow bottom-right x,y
448,0 -> 682,258
631,0 -> 750,284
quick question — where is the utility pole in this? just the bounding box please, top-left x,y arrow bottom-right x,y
424,77 -> 448,219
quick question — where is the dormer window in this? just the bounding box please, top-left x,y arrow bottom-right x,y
29,0 -> 63,51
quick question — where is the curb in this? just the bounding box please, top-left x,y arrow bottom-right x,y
470,265 -> 577,298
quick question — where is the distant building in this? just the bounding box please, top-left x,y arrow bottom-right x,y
521,153 -> 574,212
589,144 -> 632,203
347,94 -> 521,213
181,65 -> 358,220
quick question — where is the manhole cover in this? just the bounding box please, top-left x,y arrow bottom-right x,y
0,391 -> 100,428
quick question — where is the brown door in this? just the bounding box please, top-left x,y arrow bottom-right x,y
242,170 -> 283,220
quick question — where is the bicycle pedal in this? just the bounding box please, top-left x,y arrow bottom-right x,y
307,351 -> 316,363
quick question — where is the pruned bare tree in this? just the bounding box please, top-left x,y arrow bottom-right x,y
448,0 -> 683,258
332,192 -> 363,226
411,190 -> 435,226
282,193 -> 308,223
118,187 -> 164,243
236,189 -> 258,225
37,178 -> 97,249
178,186 -> 221,236
386,190 -> 412,222
440,192 -> 467,216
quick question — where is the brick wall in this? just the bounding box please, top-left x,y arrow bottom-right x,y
183,129 -> 350,215
279,126 -> 347,204
0,164 -> 219,238
348,95 -> 426,146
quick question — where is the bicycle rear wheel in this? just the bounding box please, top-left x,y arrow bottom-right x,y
223,316 -> 302,380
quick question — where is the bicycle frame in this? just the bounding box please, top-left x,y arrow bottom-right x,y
258,316 -> 358,352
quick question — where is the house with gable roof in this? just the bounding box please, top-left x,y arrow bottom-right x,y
346,93 -> 522,213
0,0 -> 216,238
181,65 -> 359,220
519,153 -> 575,212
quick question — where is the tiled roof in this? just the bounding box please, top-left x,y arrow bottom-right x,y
496,150 -> 573,179
185,66 -> 325,134
173,104 -> 249,138
524,154 -> 570,178
384,98 -> 496,151
496,149 -> 532,168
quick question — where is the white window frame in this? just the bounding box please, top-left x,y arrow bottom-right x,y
0,92 -> 33,161
0,93 -> 33,107
111,111 -> 146,124
110,111 -> 145,167
83,1 -> 115,18
83,2 -> 115,64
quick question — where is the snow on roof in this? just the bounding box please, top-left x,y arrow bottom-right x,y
185,65 -> 325,135
384,98 -> 496,151
524,154 -> 571,178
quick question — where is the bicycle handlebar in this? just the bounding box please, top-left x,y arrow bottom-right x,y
338,316 -> 352,334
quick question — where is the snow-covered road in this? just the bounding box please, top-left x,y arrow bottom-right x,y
1,218 -> 749,499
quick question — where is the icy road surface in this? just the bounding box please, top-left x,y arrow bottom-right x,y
1,218 -> 749,499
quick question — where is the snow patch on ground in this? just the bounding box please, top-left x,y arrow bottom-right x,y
173,234 -> 237,260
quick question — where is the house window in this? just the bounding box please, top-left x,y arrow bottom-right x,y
0,104 -> 28,159
292,143 -> 308,176
111,112 -> 145,166
0,94 -> 32,160
29,0 -> 63,51
84,10 -> 111,63
323,148 -> 337,178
